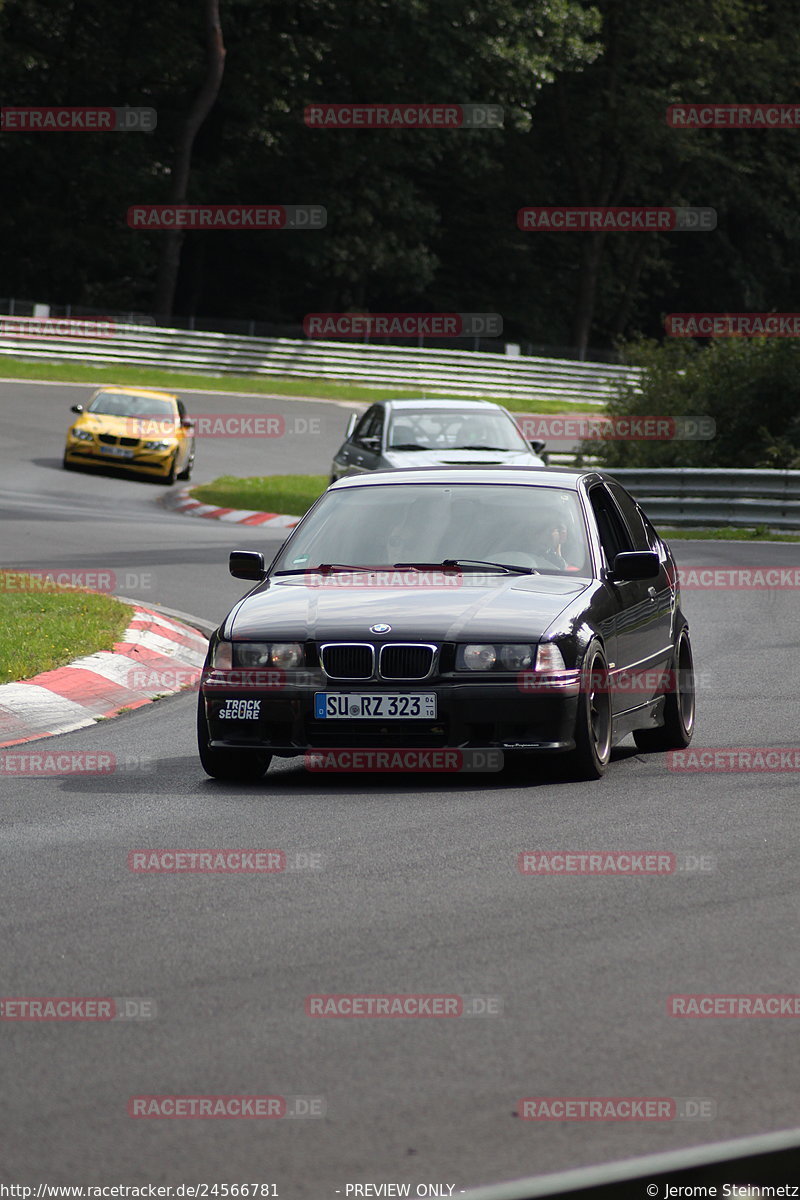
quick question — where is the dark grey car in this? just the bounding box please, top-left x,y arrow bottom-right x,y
330,397 -> 546,481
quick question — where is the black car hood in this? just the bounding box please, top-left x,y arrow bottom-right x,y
224,573 -> 591,643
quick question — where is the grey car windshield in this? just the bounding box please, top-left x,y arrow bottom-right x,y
274,483 -> 591,575
386,409 -> 530,452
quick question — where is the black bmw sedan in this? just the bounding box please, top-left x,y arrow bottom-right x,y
197,467 -> 695,782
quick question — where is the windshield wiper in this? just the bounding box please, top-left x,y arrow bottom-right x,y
449,444 -> 511,452
394,559 -> 537,575
388,443 -> 427,451
272,563 -> 378,576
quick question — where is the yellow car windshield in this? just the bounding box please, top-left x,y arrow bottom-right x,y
88,392 -> 176,418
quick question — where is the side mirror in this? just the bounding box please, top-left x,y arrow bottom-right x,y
71,404 -> 84,414
345,413 -> 358,438
229,550 -> 266,581
180,417 -> 195,428
529,440 -> 546,454
610,551 -> 659,581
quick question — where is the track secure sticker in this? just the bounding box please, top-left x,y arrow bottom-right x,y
218,699 -> 262,720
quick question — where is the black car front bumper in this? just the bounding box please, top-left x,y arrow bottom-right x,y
200,674 -> 579,756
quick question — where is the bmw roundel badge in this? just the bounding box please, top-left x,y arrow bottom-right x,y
370,623 -> 392,634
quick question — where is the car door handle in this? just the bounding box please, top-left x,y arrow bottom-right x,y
647,587 -> 657,602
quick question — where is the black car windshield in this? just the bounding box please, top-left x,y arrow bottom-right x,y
273,482 -> 591,575
386,408 -> 530,452
88,391 -> 177,418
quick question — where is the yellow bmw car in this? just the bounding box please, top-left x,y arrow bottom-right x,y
63,386 -> 195,484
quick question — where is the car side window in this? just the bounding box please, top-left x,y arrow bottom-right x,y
588,484 -> 634,568
176,399 -> 187,420
606,482 -> 650,551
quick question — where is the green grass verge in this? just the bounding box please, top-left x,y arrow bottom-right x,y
0,354 -> 601,413
660,526 -> 800,542
191,474 -> 328,515
0,572 -> 132,684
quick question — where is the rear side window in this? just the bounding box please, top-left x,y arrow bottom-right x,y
588,484 -> 634,567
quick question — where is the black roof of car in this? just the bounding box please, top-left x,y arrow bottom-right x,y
328,465 -> 612,491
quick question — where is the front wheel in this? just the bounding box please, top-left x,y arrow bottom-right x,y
177,449 -> 194,481
162,454 -> 178,486
197,696 -> 272,781
633,627 -> 695,752
560,642 -> 612,780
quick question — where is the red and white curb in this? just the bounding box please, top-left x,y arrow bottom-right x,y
164,486 -> 300,530
0,605 -> 208,748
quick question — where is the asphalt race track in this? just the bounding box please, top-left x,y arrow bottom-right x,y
1,379 -> 799,1196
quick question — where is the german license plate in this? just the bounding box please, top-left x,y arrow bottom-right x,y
99,445 -> 134,459
314,692 -> 437,719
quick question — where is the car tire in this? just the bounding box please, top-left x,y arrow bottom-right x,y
62,455 -> 76,471
177,451 -> 194,482
560,641 -> 612,780
633,627 -> 695,753
197,695 -> 272,782
163,454 -> 178,486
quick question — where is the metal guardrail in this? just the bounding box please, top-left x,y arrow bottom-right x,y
607,467 -> 800,529
0,317 -> 639,405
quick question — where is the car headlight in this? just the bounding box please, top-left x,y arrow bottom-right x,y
232,642 -> 304,669
457,643 -> 535,671
72,428 -> 93,441
269,643 -> 303,669
461,644 -> 497,671
211,639 -> 233,668
142,440 -> 172,451
499,644 -> 534,670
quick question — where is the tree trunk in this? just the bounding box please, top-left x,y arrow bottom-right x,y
154,0 -> 226,322
572,232 -> 607,361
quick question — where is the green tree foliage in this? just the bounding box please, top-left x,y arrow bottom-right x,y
2,0 -> 800,370
588,336 -> 800,468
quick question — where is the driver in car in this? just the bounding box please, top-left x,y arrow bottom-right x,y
537,518 -> 569,569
